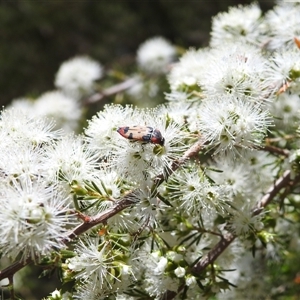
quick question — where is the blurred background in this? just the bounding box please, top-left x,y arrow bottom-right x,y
0,0 -> 276,299
0,0 -> 275,107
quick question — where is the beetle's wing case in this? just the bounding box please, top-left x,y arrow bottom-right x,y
117,126 -> 154,142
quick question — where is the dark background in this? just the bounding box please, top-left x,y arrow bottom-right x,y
0,0 -> 275,107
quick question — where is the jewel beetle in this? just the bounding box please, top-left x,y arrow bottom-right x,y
117,125 -> 165,146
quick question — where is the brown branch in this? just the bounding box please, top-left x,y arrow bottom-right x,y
192,232 -> 236,274
0,140 -> 204,281
0,258 -> 32,282
66,198 -> 134,240
261,145 -> 290,157
253,170 -> 292,215
84,77 -> 139,105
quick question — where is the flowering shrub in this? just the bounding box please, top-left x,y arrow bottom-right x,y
1,1 -> 300,299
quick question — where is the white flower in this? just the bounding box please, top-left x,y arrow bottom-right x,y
168,166 -> 230,217
8,92 -> 82,133
268,93 -> 300,130
0,109 -> 62,184
54,56 -> 103,99
43,135 -> 99,187
154,257 -> 168,274
0,108 -> 60,147
73,281 -> 108,300
263,3 -> 300,50
142,252 -> 179,298
35,91 -> 82,132
198,95 -> 272,155
168,48 -> 209,91
0,142 -> 45,181
68,236 -> 129,292
144,275 -> 178,298
207,158 -> 251,199
50,289 -> 61,298
229,203 -> 264,235
116,294 -> 136,300
185,275 -> 197,287
166,251 -> 183,263
85,104 -> 131,158
137,36 -> 176,74
174,266 -> 185,278
206,153 -> 276,202
264,47 -> 300,95
9,97 -> 34,114
0,177 -> 75,260
210,3 -> 263,47
216,251 -> 269,299
201,43 -> 269,102
128,186 -> 162,229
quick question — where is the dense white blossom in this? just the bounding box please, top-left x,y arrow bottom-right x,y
0,109 -> 76,261
207,151 -> 278,202
43,135 -> 99,188
0,108 -> 60,147
198,95 -> 272,155
269,93 -> 300,130
210,3 -> 263,47
263,3 -> 300,50
35,91 -> 82,132
68,236 -> 133,295
137,36 -> 176,74
264,47 -> 300,94
0,177 -> 75,260
201,43 -> 270,102
168,48 -> 209,91
55,56 -> 103,99
216,252 -> 270,299
9,91 -> 82,132
168,166 -> 231,217
4,2 -> 300,300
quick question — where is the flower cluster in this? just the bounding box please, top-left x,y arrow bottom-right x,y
0,109 -> 77,261
55,55 -> 103,99
137,36 -> 177,74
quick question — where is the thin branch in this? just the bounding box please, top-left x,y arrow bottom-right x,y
260,145 -> 290,157
0,258 -> 32,282
253,170 -> 293,215
191,232 -> 236,274
8,275 -> 15,300
84,77 -> 139,105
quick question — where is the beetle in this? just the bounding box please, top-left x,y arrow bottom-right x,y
117,125 -> 165,146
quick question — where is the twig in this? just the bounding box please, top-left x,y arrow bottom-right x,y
253,170 -> 292,215
8,275 -> 15,300
261,145 -> 290,157
191,232 -> 236,274
0,258 -> 32,282
84,77 -> 139,104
